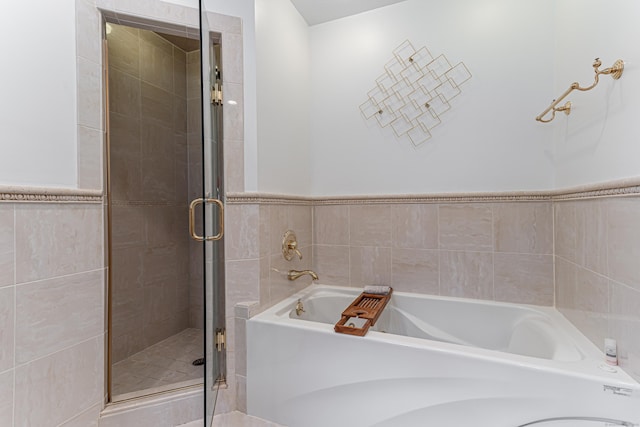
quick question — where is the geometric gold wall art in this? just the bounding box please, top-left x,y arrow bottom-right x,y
359,40 -> 472,147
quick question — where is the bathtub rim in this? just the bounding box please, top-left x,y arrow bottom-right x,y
250,284 -> 640,388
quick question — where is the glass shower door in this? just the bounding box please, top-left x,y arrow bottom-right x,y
197,2 -> 226,425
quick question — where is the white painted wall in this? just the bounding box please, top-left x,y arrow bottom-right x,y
255,0 -> 312,195
0,0 -> 77,188
307,0 -> 556,195
553,0 -> 640,188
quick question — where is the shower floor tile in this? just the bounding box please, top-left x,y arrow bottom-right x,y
112,328 -> 204,397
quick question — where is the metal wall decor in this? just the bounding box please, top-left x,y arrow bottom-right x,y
360,40 -> 472,147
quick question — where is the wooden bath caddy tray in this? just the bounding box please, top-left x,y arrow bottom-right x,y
334,288 -> 393,336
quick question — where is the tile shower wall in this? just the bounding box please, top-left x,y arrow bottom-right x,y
0,202 -> 105,426
108,24 -> 194,363
225,202 -> 313,412
313,201 -> 554,305
555,197 -> 640,382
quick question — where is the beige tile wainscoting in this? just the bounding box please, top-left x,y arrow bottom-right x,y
228,182 -> 640,415
0,194 -> 105,427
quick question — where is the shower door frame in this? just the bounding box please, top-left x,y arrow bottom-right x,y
101,12 -> 227,405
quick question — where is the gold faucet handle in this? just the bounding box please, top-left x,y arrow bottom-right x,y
282,230 -> 303,260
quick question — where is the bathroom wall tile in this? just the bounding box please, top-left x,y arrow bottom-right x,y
14,336 -> 103,427
142,244 -> 179,286
609,281 -> 640,381
268,205 -> 289,257
439,251 -> 493,300
109,112 -> 142,201
60,402 -> 101,427
173,46 -> 187,98
76,0 -> 102,64
493,202 -> 552,254
392,204 -> 438,250
222,33 -> 244,85
77,57 -> 103,130
187,98 -> 203,141
112,284 -> 144,344
226,259 -> 260,317
554,201 -> 577,263
575,199 -> 608,275
494,253 -> 553,305
438,204 -> 493,251
223,82 -> 244,141
174,138 -> 189,203
174,97 -> 188,136
0,205 -> 14,288
141,121 -> 176,201
349,205 -> 392,247
226,204 -> 260,260
187,134 -> 203,202
269,251 -> 312,304
555,256 -> 577,310
0,370 -> 13,427
314,205 -> 349,246
109,68 -> 141,120
350,246 -> 391,287
15,270 -> 104,364
235,316 -> 247,376
111,204 -> 145,248
258,205 -> 270,259
236,374 -> 247,413
140,33 -> 174,93
143,205 -> 187,247
112,329 -> 145,364
289,205 -> 313,249
207,12 -> 242,35
15,204 -> 103,284
143,279 -> 177,325
77,125 -> 103,190
259,256 -> 271,308
313,245 -> 350,286
107,23 -> 140,77
607,198 -> 640,291
225,139 -> 245,194
391,248 -> 439,295
111,244 -> 144,294
566,266 -> 609,347
141,81 -> 174,125
0,287 -> 14,372
186,51 -> 201,100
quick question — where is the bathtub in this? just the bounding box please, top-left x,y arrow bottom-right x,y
247,285 -> 640,427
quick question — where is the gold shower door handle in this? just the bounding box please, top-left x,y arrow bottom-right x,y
189,198 -> 224,241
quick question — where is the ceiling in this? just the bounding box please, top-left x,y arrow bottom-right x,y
289,0 -> 409,26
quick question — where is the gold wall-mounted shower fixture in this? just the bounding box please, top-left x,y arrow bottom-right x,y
536,58 -> 624,123
282,230 -> 303,261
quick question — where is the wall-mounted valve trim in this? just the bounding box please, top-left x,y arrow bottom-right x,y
282,230 -> 303,260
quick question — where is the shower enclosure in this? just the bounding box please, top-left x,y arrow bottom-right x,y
104,3 -> 226,423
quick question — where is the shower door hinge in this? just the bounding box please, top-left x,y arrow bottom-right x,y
211,83 -> 223,105
215,328 -> 226,352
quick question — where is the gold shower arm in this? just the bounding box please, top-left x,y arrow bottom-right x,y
535,58 -> 624,123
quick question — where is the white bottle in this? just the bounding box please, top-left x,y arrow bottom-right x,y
604,338 -> 618,366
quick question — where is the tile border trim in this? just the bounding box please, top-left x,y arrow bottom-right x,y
0,186 -> 103,203
226,176 -> 640,205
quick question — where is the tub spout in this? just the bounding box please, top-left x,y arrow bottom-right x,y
287,269 -> 319,281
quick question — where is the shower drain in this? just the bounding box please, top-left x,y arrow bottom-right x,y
192,358 -> 205,366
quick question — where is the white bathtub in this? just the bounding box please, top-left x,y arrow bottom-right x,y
247,285 -> 640,427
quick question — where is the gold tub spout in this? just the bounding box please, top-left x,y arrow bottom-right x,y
287,269 -> 319,281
